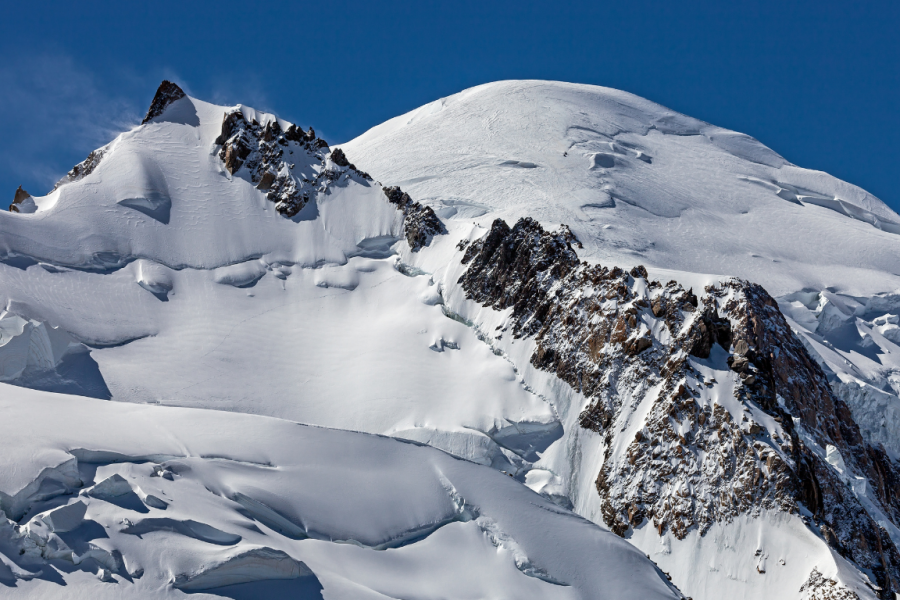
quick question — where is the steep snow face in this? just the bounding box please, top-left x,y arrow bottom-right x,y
0,85 -> 559,476
2,80 -> 896,600
343,80 -> 900,298
0,384 -> 681,599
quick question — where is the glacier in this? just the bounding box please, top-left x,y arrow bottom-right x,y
1,79 -> 899,599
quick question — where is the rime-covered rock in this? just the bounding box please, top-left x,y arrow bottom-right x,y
213,109 -> 374,218
51,146 -> 107,192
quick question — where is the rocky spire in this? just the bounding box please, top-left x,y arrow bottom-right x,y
142,81 -> 187,124
9,186 -> 32,213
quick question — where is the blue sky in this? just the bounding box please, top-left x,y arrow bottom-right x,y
2,1 -> 898,211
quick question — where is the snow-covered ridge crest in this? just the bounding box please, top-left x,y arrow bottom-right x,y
0,81 -> 440,272
343,79 -> 900,297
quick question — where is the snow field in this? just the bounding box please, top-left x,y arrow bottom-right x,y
3,79 -> 899,599
0,385 -> 680,599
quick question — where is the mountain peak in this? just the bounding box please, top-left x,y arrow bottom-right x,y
142,80 -> 186,124
8,185 -> 33,213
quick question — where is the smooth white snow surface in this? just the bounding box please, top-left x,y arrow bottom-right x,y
343,80 -> 900,298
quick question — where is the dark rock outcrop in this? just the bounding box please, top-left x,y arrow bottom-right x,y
214,109 -> 335,217
459,217 -> 900,597
685,308 -> 732,358
142,81 -> 187,124
213,111 -> 405,226
330,148 -> 350,167
51,147 -> 106,192
9,186 -> 31,212
383,186 -> 446,251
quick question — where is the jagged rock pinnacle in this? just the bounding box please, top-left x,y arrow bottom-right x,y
142,80 -> 186,124
9,185 -> 31,212
13,186 -> 30,203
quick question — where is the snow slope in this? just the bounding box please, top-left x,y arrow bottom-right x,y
343,80 -> 900,600
1,80 -> 897,600
343,80 -> 900,298
0,383 -> 681,599
0,91 -> 559,475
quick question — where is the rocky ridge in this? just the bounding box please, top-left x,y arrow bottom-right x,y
211,105 -> 443,250
50,146 -> 107,193
458,217 -> 900,597
142,80 -> 187,124
382,185 -> 446,251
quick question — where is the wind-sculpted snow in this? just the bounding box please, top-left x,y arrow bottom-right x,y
0,385 -> 682,599
343,80 -> 900,298
3,79 -> 899,600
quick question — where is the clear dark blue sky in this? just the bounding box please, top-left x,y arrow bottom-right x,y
2,1 -> 897,210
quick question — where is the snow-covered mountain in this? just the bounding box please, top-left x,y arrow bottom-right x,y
0,81 -> 683,599
343,80 -> 900,298
344,80 -> 900,599
1,79 -> 898,599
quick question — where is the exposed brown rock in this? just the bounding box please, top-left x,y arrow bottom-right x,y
457,216 -> 900,597
9,186 -> 31,212
256,171 -> 276,191
142,80 -> 186,124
